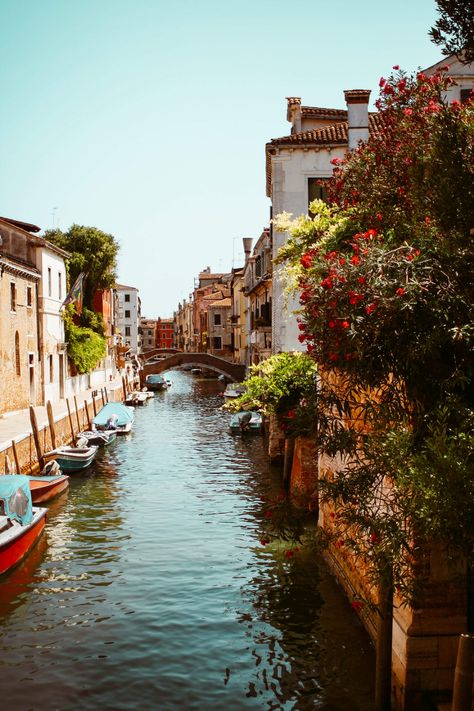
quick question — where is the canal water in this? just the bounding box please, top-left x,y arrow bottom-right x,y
0,372 -> 375,710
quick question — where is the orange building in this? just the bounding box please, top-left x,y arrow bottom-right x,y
155,318 -> 175,349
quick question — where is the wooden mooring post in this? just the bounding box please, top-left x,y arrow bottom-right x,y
122,376 -> 127,402
92,393 -> 98,417
66,399 -> 75,442
11,440 -> 21,473
84,400 -> 92,430
46,400 -> 57,450
29,406 -> 44,470
73,396 -> 81,432
452,633 -> 474,711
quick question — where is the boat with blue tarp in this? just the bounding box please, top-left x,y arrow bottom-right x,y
93,402 -> 135,434
229,411 -> 263,433
0,475 -> 47,576
145,374 -> 168,391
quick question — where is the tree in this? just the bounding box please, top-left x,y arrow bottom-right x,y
275,66 -> 473,708
45,224 -> 119,312
429,0 -> 474,63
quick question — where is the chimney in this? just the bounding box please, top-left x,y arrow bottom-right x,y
286,97 -> 302,133
344,90 -> 371,150
242,237 -> 253,265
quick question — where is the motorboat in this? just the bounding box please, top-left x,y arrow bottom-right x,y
125,391 -> 148,406
145,374 -> 168,391
229,411 -> 263,434
223,383 -> 246,400
28,474 -> 69,503
0,475 -> 47,576
43,444 -> 99,472
77,430 -> 117,447
93,402 -> 135,434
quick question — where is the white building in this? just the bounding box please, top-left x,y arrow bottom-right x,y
34,236 -> 69,403
266,91 -> 378,353
114,284 -> 141,356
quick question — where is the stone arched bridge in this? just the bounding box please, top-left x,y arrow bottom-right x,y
140,352 -> 246,383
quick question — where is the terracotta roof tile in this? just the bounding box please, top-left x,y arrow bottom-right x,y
300,106 -> 347,119
209,298 -> 231,308
266,114 -> 384,196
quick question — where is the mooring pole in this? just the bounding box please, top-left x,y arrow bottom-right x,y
66,399 -> 75,443
375,570 -> 394,711
73,395 -> 81,432
12,440 -> 21,473
84,400 -> 92,430
29,406 -> 45,470
46,400 -> 57,450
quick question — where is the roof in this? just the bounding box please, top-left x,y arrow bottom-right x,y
115,283 -> 138,291
301,106 -> 348,120
266,113 -> 384,196
208,298 -> 231,308
0,216 -> 41,233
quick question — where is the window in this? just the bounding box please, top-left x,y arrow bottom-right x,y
308,178 -> 328,216
58,272 -> 62,300
124,294 -> 130,302
461,89 -> 472,104
49,354 -> 54,382
15,332 -> 20,376
255,255 -> 262,278
214,313 -> 221,326
125,326 -> 131,337
26,286 -> 32,307
125,310 -> 131,319
10,282 -> 16,312
212,336 -> 222,349
48,267 -> 52,297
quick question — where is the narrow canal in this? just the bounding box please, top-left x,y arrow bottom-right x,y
0,372 -> 375,710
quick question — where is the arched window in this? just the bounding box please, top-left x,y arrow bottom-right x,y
15,331 -> 20,376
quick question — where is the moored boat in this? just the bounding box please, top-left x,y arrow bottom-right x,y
223,383 -> 246,400
229,411 -> 263,433
77,430 -> 117,447
43,444 -> 99,472
93,402 -> 135,434
0,475 -> 47,576
125,391 -> 148,406
27,474 -> 69,503
145,374 -> 168,391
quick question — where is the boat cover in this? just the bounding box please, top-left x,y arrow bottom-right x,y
146,374 -> 166,384
0,475 -> 33,525
93,402 -> 135,427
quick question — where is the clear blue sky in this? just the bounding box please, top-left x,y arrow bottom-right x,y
0,0 -> 442,317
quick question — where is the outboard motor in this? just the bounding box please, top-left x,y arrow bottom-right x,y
106,414 -> 119,430
41,460 -> 61,476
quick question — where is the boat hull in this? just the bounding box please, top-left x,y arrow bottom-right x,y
28,475 -> 69,503
0,508 -> 47,576
43,446 -> 98,472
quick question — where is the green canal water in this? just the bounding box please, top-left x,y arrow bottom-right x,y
0,372 -> 375,710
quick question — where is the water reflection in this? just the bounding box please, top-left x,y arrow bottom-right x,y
0,371 -> 374,710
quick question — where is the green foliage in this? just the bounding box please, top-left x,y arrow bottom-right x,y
429,0 -> 474,63
64,308 -> 107,374
81,307 -> 106,337
274,68 -> 474,597
224,352 -> 317,420
45,224 -> 119,312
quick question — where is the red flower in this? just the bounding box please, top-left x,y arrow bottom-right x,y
286,409 -> 296,419
260,539 -> 269,546
392,64 -> 400,70
351,600 -> 364,612
341,321 -> 350,329
376,212 -> 383,221
396,287 -> 406,296
365,303 -> 376,314
298,322 -> 306,331
300,252 -> 313,269
328,320 -> 336,329
284,550 -> 295,559
358,277 -> 366,285
370,532 -> 380,544
403,108 -> 413,116
351,255 -> 361,266
298,334 -> 306,343
379,77 -> 386,88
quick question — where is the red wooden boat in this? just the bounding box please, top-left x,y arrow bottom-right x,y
28,474 -> 69,503
0,476 -> 47,576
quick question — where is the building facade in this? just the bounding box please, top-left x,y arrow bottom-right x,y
114,284 -> 141,355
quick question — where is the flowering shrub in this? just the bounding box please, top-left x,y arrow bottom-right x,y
224,352 -> 317,432
274,67 -> 474,598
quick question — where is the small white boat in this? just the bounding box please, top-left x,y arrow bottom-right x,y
125,391 -> 148,406
43,445 -> 99,472
224,383 -> 246,400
